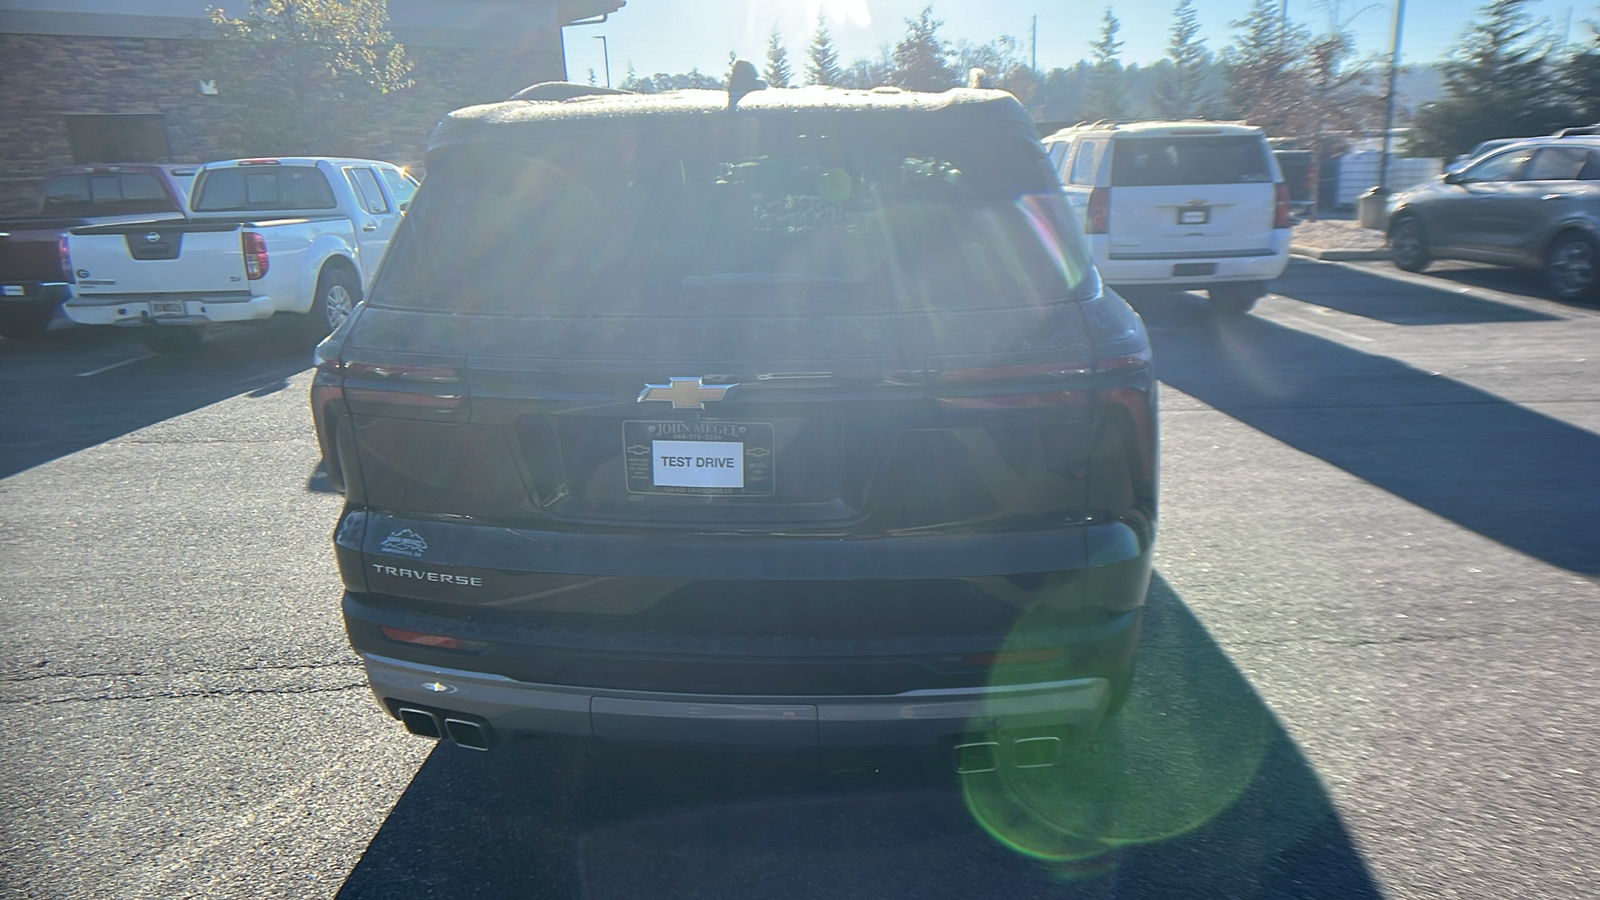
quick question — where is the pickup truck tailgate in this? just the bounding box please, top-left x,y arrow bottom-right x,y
68,221 -> 249,298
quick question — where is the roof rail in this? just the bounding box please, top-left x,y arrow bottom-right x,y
1556,123 -> 1600,137
508,82 -> 631,102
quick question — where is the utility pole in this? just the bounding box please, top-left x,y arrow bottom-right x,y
594,35 -> 611,88
1378,0 -> 1405,190
1031,15 -> 1037,71
1279,0 -> 1288,51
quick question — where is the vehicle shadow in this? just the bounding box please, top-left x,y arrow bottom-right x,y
0,322 -> 311,479
335,574 -> 1380,899
1407,261 -> 1600,312
1132,292 -> 1600,575
1269,258 -> 1560,325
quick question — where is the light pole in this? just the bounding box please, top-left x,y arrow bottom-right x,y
594,35 -> 611,88
1378,0 -> 1405,190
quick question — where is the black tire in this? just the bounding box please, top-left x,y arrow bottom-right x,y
1389,215 -> 1431,273
1543,231 -> 1600,302
0,308 -> 51,341
138,326 -> 203,354
304,266 -> 359,343
1207,281 -> 1265,317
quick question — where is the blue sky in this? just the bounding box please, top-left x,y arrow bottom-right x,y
562,0 -> 1589,85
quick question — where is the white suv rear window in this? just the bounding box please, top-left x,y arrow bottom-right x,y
1110,136 -> 1272,187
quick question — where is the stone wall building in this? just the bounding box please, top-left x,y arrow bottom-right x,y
0,0 -> 627,214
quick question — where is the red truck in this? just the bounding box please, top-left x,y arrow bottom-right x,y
0,164 -> 195,340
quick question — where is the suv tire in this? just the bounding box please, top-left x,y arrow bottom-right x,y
1389,216 -> 1431,273
1543,231 -> 1599,302
1207,281 -> 1265,317
139,326 -> 203,354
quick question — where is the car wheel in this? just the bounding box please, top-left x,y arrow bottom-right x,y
305,266 -> 359,342
1389,216 -> 1431,273
0,308 -> 51,341
138,326 -> 203,354
1543,232 -> 1600,302
1207,281 -> 1265,317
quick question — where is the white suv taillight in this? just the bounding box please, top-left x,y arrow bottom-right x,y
1087,187 -> 1110,234
1273,182 -> 1292,229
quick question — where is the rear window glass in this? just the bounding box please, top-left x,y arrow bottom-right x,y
1110,135 -> 1272,186
41,172 -> 177,215
192,165 -> 337,211
373,121 -> 1091,316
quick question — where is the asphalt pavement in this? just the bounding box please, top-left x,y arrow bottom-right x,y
2,260 -> 1598,898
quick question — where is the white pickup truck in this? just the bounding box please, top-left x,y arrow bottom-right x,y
64,157 -> 417,352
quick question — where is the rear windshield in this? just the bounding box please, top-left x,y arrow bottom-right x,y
191,165 -> 337,212
41,172 -> 179,216
372,120 -> 1091,315
1110,135 -> 1273,187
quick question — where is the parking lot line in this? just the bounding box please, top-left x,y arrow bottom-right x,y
75,353 -> 155,378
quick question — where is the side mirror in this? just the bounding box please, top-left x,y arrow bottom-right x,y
1443,171 -> 1465,185
399,201 -> 410,212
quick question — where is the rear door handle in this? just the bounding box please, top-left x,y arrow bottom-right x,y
362,223 -> 379,232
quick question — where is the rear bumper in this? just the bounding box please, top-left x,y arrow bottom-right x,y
63,293 -> 274,326
363,652 -> 1112,749
0,282 -> 70,313
1092,234 -> 1291,285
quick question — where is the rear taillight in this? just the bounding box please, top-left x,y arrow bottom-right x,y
58,235 -> 73,282
242,231 -> 268,279
1273,182 -> 1292,229
341,360 -> 465,413
1086,187 -> 1110,234
934,362 -> 1094,409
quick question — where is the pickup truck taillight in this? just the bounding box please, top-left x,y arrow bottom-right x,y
1086,187 -> 1110,234
59,235 -> 73,283
242,231 -> 268,280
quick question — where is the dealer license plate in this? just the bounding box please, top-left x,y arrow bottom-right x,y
150,300 -> 185,317
1178,208 -> 1209,225
624,420 -> 775,496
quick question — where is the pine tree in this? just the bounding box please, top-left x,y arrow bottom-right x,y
1081,8 -> 1129,120
1151,0 -> 1212,118
1222,0 -> 1307,133
807,13 -> 843,86
764,26 -> 793,88
1409,0 -> 1566,154
892,6 -> 955,91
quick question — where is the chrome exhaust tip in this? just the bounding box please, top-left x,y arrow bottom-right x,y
397,707 -> 443,740
1013,735 -> 1061,769
443,717 -> 491,751
953,734 -> 1064,773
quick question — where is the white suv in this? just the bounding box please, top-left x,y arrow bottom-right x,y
1043,121 -> 1292,315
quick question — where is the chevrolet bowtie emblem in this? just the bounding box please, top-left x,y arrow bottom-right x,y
637,377 -> 736,409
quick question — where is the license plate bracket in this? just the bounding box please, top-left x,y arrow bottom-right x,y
1178,207 -> 1210,225
625,420 -> 775,496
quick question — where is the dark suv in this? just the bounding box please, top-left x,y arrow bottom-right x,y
311,82 -> 1157,766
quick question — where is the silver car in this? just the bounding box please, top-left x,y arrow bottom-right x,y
1387,136 -> 1600,301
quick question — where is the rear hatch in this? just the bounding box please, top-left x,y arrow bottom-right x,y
1105,132 -> 1280,261
333,117 -> 1104,536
